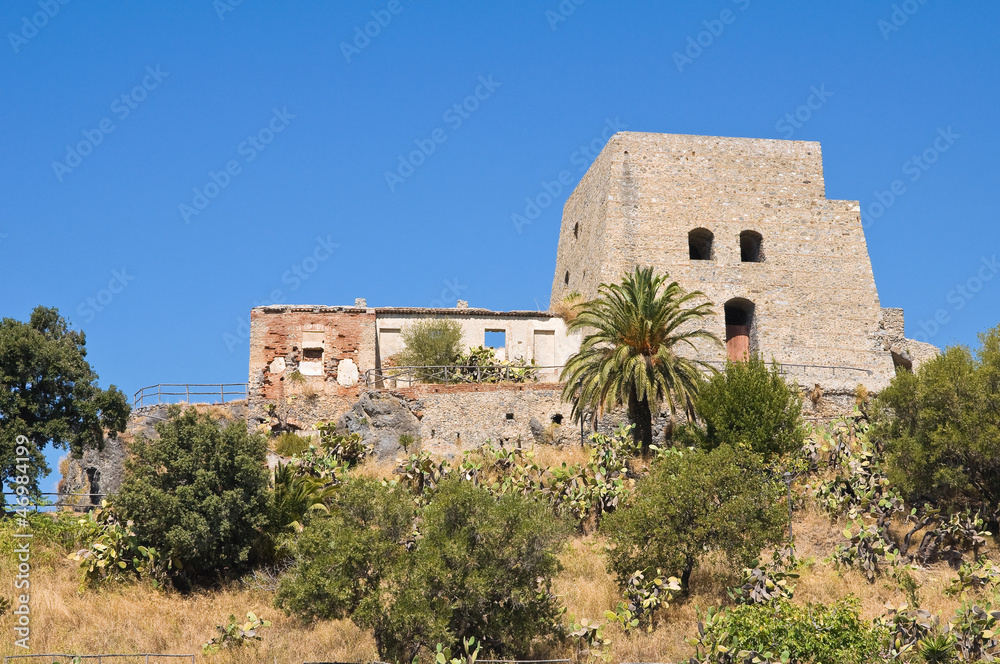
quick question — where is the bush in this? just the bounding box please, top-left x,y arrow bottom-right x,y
273,432 -> 310,456
871,325 -> 1000,517
277,478 -> 566,663
115,406 -> 271,587
603,444 -> 787,589
688,597 -> 887,664
393,319 -> 463,368
693,355 -> 805,462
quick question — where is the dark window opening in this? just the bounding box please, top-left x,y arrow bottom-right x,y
573,222 -> 579,239
740,230 -> 763,262
689,228 -> 714,260
724,298 -> 756,362
564,270 -> 570,285
302,348 -> 323,360
506,412 -> 514,420
551,413 -> 564,425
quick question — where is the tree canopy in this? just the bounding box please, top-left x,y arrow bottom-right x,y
115,406 -> 271,587
560,266 -> 720,448
871,324 -> 1000,517
0,306 -> 129,500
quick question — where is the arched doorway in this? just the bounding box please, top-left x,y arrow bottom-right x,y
724,298 -> 755,362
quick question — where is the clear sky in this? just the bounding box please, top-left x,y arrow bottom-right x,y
2,2 -> 998,492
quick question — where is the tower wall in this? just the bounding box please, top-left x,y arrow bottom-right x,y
552,132 -> 897,390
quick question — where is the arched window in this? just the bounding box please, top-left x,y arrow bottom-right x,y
740,230 -> 763,262
689,228 -> 714,260
724,298 -> 755,362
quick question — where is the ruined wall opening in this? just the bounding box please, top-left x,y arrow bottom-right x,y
689,228 -> 714,260
724,298 -> 755,362
485,329 -> 507,361
300,330 -> 325,375
740,230 -> 763,262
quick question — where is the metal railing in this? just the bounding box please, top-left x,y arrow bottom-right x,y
702,360 -> 873,378
4,654 -> 194,664
132,383 -> 247,408
3,492 -> 108,512
365,360 -> 872,389
364,365 -> 564,388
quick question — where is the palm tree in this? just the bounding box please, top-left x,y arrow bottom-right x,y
560,266 -> 721,449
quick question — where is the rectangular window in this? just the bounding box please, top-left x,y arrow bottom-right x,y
485,329 -> 506,362
300,330 -> 324,375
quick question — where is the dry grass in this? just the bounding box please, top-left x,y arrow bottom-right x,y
5,473 -> 998,663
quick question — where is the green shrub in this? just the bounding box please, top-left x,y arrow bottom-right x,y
115,406 -> 271,587
273,432 -> 310,456
277,478 -> 566,663
688,596 -> 887,664
603,444 -> 787,589
871,325 -> 1000,517
693,355 -> 806,462
393,319 -> 463,368
202,612 -> 271,653
68,501 -> 165,587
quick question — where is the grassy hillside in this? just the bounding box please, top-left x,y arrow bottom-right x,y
3,449 -> 996,664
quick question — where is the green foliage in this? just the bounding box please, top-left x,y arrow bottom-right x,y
277,478 -> 565,663
454,345 -> 539,383
202,612 -> 271,653
688,597 -> 887,664
270,463 -> 334,533
115,406 -> 271,587
569,618 -> 611,663
560,266 -> 720,448
829,518 -> 904,582
603,444 -> 787,589
68,501 -> 165,587
0,306 -> 130,502
871,324 -> 1000,517
604,569 -> 681,632
432,636 -> 481,664
273,431 -> 310,456
314,422 -> 368,465
728,560 -> 798,605
946,558 -> 1000,596
694,355 -> 806,462
393,319 -> 464,369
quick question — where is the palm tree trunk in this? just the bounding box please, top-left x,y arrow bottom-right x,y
628,391 -> 654,450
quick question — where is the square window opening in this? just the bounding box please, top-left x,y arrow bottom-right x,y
485,330 -> 506,349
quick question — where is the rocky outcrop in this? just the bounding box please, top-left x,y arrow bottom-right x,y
336,390 -> 423,460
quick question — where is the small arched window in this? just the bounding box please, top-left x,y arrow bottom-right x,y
740,230 -> 763,262
689,228 -> 714,260
573,222 -> 579,239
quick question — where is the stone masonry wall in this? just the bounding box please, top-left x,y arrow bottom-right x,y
552,132 -> 907,391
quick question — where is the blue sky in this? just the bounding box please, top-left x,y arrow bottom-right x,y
2,2 -> 998,492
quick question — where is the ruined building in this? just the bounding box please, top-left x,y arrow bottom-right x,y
245,132 -> 935,452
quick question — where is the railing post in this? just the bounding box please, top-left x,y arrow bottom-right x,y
157,384 -> 161,405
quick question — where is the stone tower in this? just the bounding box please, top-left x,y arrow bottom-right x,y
551,131 -> 931,391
